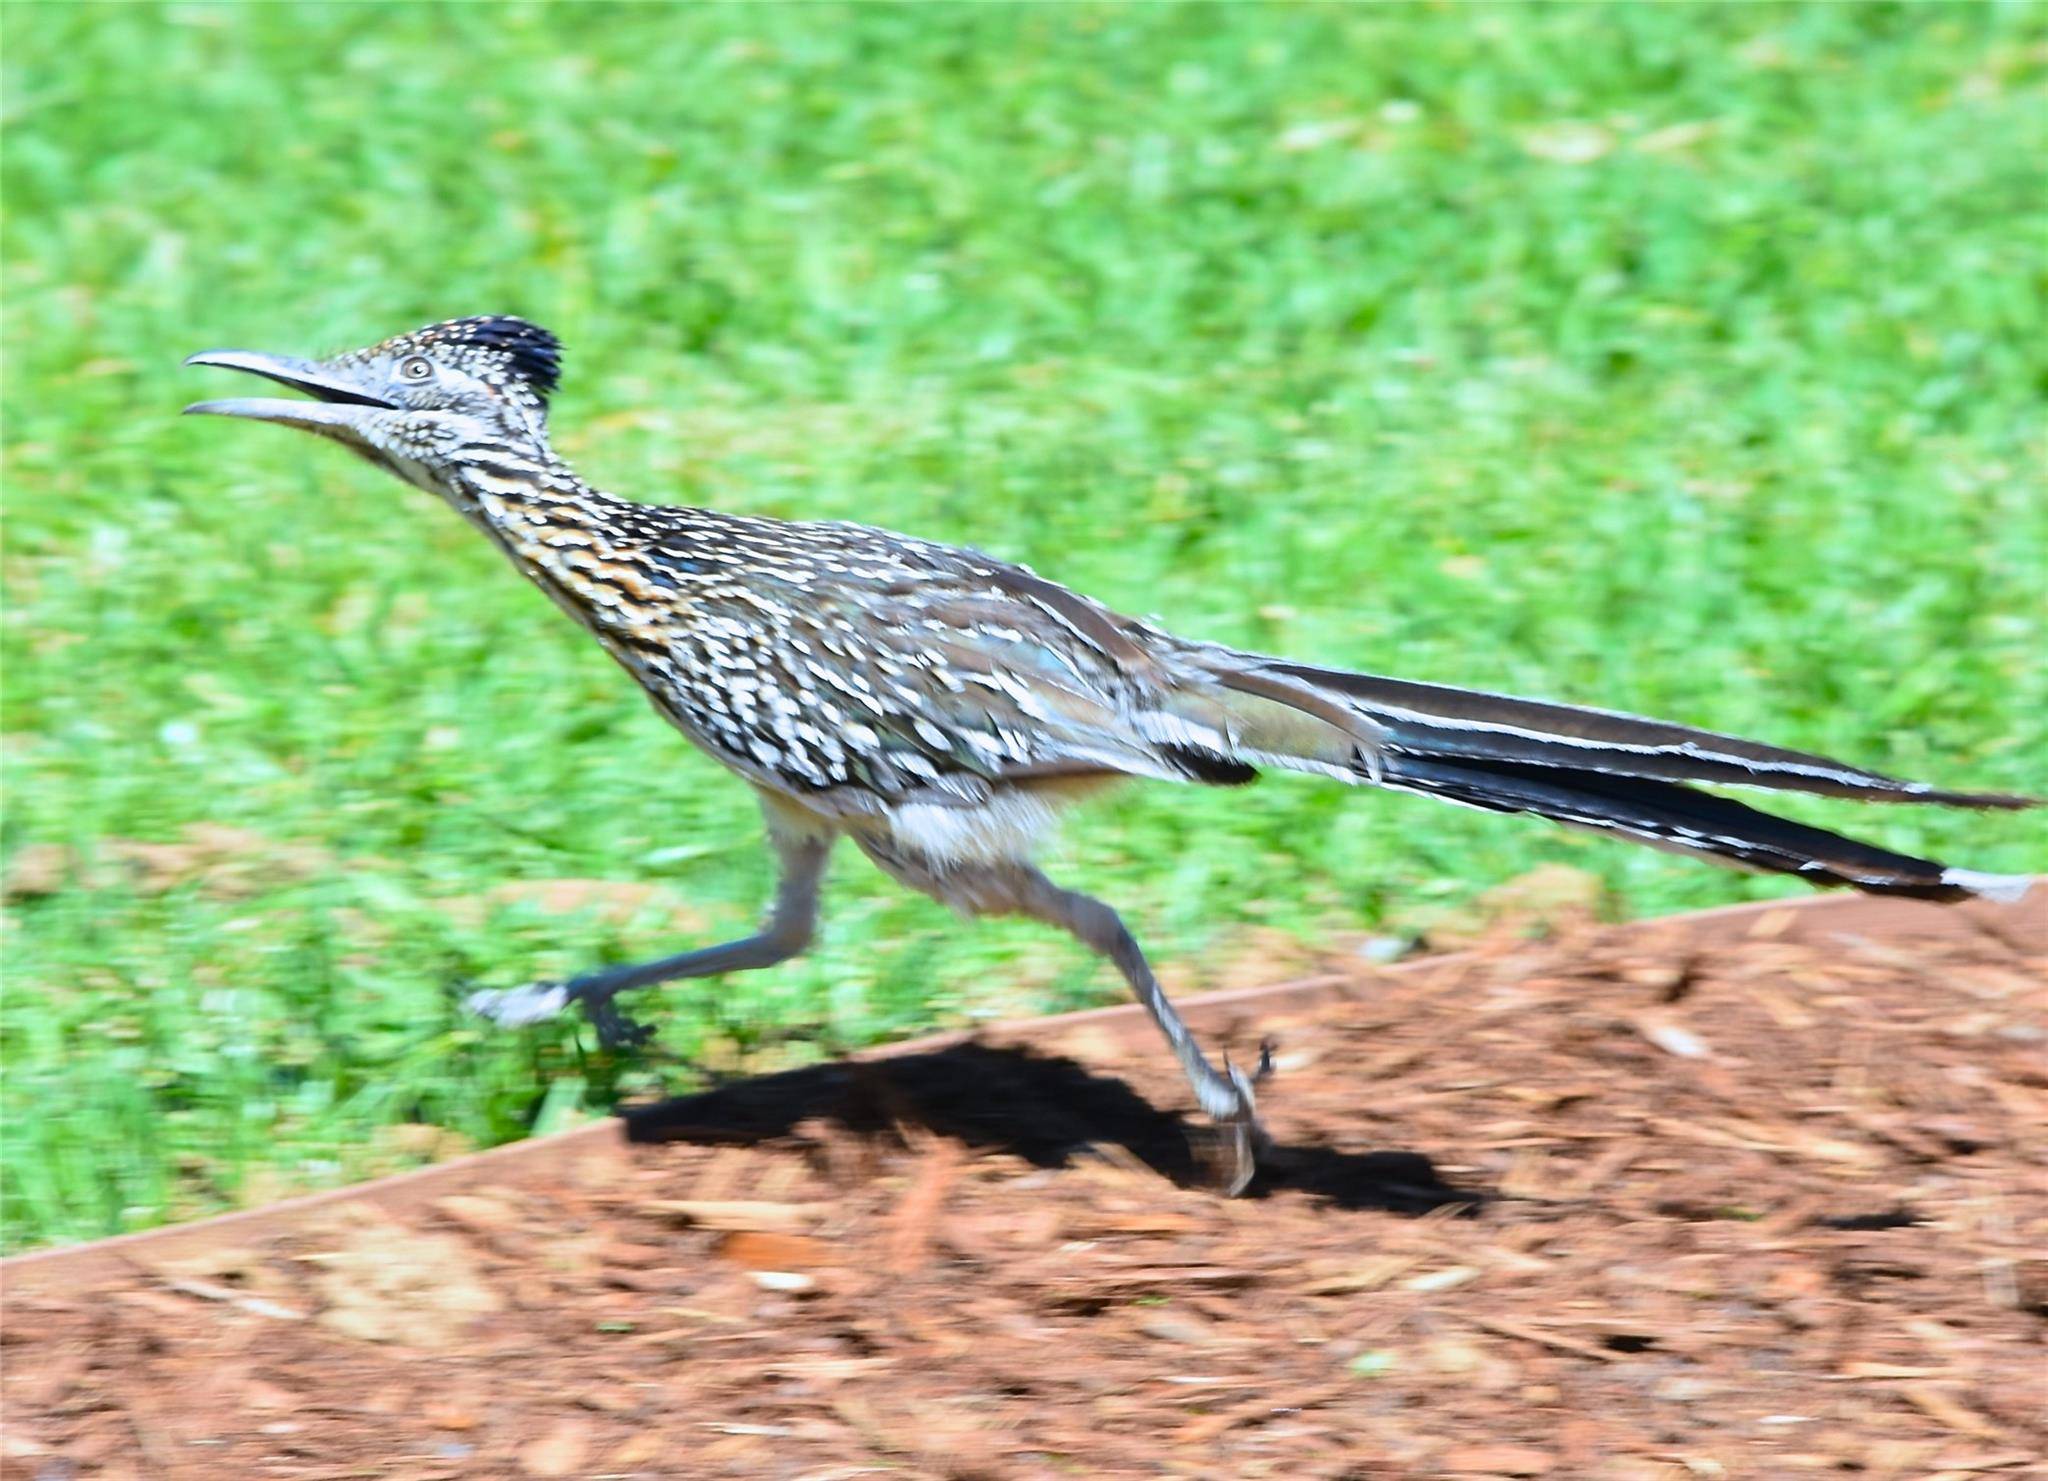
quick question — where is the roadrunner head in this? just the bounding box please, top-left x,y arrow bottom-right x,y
183,316 -> 562,491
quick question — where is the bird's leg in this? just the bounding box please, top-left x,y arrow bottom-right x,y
466,830 -> 832,1049
1013,870 -> 1269,1195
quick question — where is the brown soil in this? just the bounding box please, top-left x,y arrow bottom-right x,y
4,896 -> 2043,1479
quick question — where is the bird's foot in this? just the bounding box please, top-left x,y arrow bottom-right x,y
1208,1040 -> 1277,1197
1214,1120 -> 1261,1198
465,980 -> 573,1028
465,980 -> 655,1051
581,997 -> 656,1051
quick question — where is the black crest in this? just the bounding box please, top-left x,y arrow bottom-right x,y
413,316 -> 564,403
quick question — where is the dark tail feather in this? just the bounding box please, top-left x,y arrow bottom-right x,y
1381,753 -> 2029,902
1185,653 -> 2035,901
1261,661 -> 2035,809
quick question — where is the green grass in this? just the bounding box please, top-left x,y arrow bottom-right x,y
3,3 -> 2042,1253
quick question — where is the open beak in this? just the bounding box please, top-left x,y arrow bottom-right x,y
182,349 -> 395,432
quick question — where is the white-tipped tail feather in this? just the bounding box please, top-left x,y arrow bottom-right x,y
1174,651 -> 2038,903
1939,869 -> 2035,905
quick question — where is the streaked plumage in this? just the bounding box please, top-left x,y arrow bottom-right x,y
185,316 -> 2036,1193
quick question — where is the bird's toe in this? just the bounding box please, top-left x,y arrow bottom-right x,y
583,998 -> 656,1051
465,981 -> 572,1028
1216,1120 -> 1261,1197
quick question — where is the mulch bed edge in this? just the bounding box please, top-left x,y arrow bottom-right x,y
5,882 -> 2035,1296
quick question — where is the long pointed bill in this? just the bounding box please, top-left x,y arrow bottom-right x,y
182,396 -> 389,432
182,349 -> 396,433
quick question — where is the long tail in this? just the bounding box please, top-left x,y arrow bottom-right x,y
1172,653 -> 2036,903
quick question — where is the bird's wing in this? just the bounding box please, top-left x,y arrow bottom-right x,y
624,520 -> 1380,801
788,552 -> 1381,798
784,573 -> 1194,798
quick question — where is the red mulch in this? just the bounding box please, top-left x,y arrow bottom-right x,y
4,912 -> 2043,1479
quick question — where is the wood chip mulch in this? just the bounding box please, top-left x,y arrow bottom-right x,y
4,909 -> 2044,1479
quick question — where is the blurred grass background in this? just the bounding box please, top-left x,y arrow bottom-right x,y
3,2 -> 2042,1251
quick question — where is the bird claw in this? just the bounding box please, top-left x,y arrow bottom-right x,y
1206,1042 -> 1276,1197
1220,1038 -> 1277,1120
582,999 -> 656,1051
465,980 -> 572,1028
465,981 -> 654,1051
1216,1120 -> 1260,1198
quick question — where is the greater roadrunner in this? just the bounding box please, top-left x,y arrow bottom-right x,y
186,317 -> 2033,1192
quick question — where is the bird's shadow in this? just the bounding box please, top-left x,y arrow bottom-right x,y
620,1039 -> 1477,1217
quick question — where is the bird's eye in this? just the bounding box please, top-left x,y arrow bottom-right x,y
399,356 -> 434,381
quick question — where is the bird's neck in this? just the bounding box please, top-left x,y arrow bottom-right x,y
439,449 -> 634,567
435,452 -> 703,645
443,447 -> 610,521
